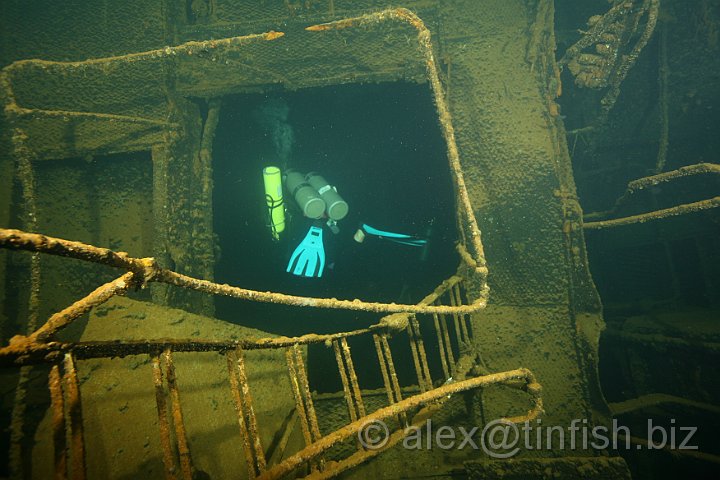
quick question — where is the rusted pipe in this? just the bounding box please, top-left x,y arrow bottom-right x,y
163,350 -> 194,480
411,317 -> 433,390
405,321 -> 427,393
152,353 -> 178,480
7,32 -> 285,74
1,227 -> 487,315
452,285 -> 470,342
29,272 -> 135,342
340,338 -> 365,418
432,312 -> 450,380
238,348 -> 268,473
373,335 -> 395,406
333,340 -> 359,424
63,354 -> 86,480
227,350 -> 260,479
48,364 -> 67,480
379,335 -> 407,427
293,345 -> 321,443
0,229 -> 158,283
436,301 -> 456,376
585,163 -> 720,220
584,197 -> 720,230
286,348 -> 313,447
158,267 -> 486,315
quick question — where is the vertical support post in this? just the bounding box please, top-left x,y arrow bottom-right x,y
379,335 -> 407,428
452,284 -> 470,342
436,300 -> 456,376
292,345 -> 321,443
340,338 -> 366,418
62,354 -> 86,480
227,349 -> 264,479
150,144 -> 171,306
409,316 -> 433,390
238,348 -> 267,474
151,99 -> 213,315
152,353 -> 178,480
447,289 -> 464,345
406,317 -> 428,392
9,128 -> 42,480
373,334 -> 395,406
285,345 -> 324,472
162,350 -> 194,480
432,312 -> 450,380
285,348 -> 313,446
48,364 -> 67,480
151,350 -> 193,480
333,340 -> 358,424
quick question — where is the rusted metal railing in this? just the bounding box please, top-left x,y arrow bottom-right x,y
4,282 -> 541,480
1,231 -> 539,479
583,163 -> 720,229
0,228 -> 487,317
0,222 -> 496,479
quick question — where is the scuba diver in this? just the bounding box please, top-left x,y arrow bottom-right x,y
264,165 -> 428,279
265,168 -> 348,278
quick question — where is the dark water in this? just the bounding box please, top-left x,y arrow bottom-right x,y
212,82 -> 458,335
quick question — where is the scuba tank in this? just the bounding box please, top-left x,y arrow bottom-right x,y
305,172 -> 349,221
263,166 -> 286,240
284,169 -> 326,219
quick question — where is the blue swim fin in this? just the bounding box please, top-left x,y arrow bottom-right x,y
287,226 -> 325,278
362,224 -> 427,247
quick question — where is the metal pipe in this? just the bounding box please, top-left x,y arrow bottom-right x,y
63,354 -> 86,480
0,228 -> 487,315
162,350 -> 194,480
29,272 -> 135,342
373,334 -> 395,406
584,197 -> 720,230
227,350 -> 260,479
380,335 -> 407,428
432,312 -> 450,380
333,340 -> 358,424
48,364 -> 67,480
293,345 -> 321,443
286,348 -> 313,447
405,320 -> 427,392
340,338 -> 365,418
408,317 -> 432,391
152,354 -> 178,480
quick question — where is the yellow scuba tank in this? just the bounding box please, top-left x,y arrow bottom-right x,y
263,166 -> 285,240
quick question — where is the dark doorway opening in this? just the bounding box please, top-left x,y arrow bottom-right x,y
212,82 -> 458,390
